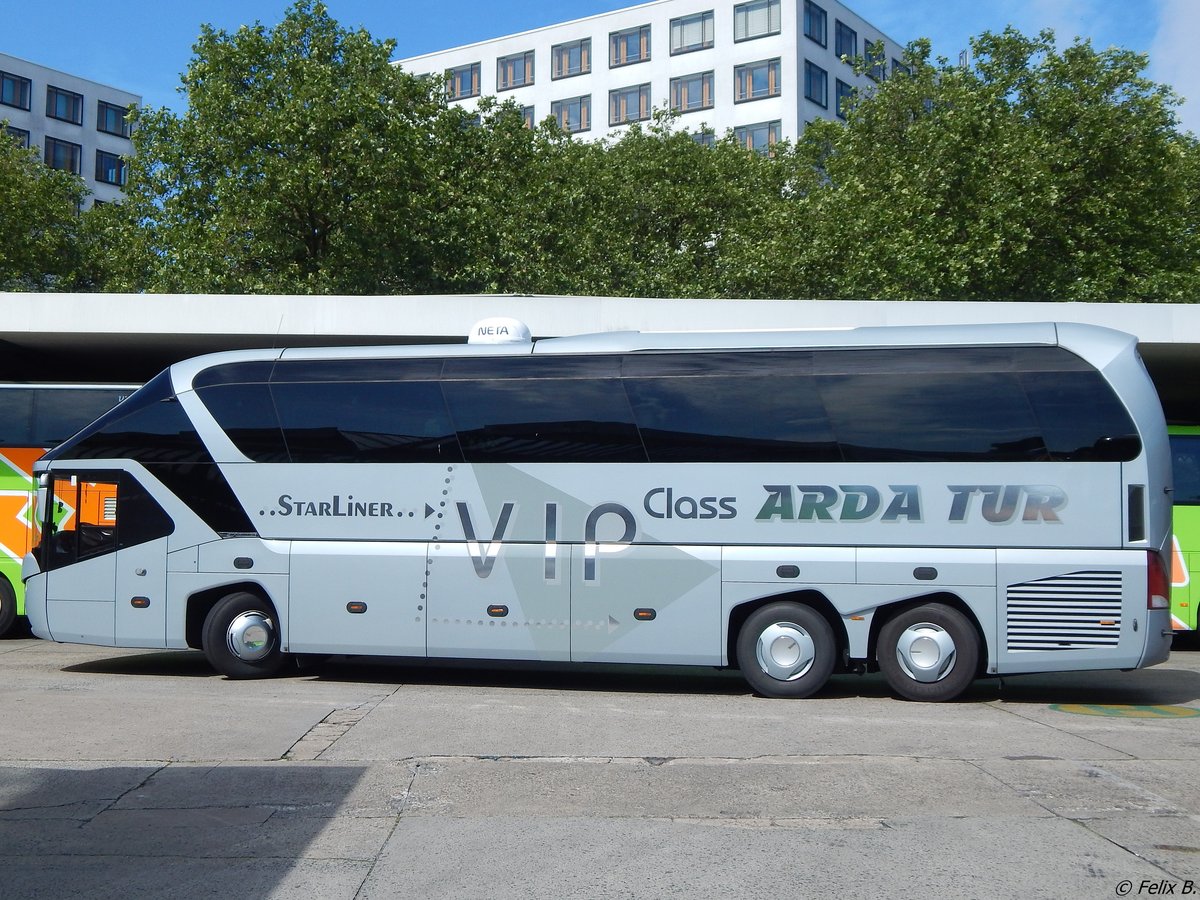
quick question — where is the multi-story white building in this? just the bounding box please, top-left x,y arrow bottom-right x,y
0,52 -> 141,208
398,0 -> 907,149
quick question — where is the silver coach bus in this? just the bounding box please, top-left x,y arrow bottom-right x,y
21,321 -> 1173,701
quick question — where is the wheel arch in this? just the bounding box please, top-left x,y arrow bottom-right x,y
727,589 -> 848,671
185,581 -> 280,651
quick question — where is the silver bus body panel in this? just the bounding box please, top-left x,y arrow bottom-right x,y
289,540 -> 425,656
219,462 -> 1123,547
25,322 -> 1173,682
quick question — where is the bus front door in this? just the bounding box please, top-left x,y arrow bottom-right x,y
43,475 -> 119,646
113,536 -> 168,648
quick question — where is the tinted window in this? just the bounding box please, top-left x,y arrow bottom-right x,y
45,371 -> 210,465
0,390 -> 34,444
42,472 -> 121,569
629,375 -> 838,461
272,358 -> 445,383
819,372 -> 1048,462
1022,371 -> 1139,461
54,347 -> 1136,474
32,389 -> 132,446
444,377 -> 644,463
623,352 -> 836,462
43,472 -> 176,568
272,381 -> 462,463
0,388 -> 130,447
443,355 -> 622,380
116,474 -> 175,549
1172,435 -> 1200,505
44,371 -> 256,536
196,383 -> 289,462
148,463 -> 254,535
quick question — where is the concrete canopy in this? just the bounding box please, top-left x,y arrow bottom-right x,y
2,293 -> 1198,421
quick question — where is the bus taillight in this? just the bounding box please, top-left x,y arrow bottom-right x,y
1149,550 -> 1171,610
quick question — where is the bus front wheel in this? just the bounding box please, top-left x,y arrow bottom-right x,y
0,578 -> 15,638
737,601 -> 836,699
877,603 -> 980,702
201,591 -> 287,679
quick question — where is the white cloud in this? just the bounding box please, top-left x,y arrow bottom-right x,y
1149,0 -> 1200,135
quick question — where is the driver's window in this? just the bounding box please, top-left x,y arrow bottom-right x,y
43,474 -> 120,569
77,480 -> 118,559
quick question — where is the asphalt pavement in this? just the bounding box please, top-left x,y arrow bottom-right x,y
2,632 -> 1200,899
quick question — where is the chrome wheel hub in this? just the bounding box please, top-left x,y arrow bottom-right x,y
227,611 -> 275,662
756,623 -> 817,682
895,622 -> 956,683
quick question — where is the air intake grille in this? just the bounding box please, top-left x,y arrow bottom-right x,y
1006,570 -> 1123,651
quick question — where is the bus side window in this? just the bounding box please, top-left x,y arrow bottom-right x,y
116,475 -> 174,549
42,472 -> 123,569
77,480 -> 119,560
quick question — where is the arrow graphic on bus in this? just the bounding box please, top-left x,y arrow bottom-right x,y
0,449 -> 45,563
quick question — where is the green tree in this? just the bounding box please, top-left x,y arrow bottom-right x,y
419,99 -> 610,295
589,116 -> 793,299
106,0 -> 441,293
0,133 -> 86,290
425,106 -> 796,298
772,29 -> 1200,302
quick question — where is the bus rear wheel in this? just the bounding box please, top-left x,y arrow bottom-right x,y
201,591 -> 287,679
877,603 -> 980,702
737,601 -> 836,699
0,578 -> 16,638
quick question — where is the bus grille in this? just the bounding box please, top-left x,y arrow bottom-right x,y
1005,570 -> 1123,651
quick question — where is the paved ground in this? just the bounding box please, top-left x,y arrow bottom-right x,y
2,631 -> 1200,899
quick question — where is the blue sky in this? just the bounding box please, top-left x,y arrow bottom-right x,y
2,0 -> 1196,133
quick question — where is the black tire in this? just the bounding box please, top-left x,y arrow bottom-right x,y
736,601 -> 837,699
0,578 -> 16,638
877,603 -> 980,702
201,591 -> 287,679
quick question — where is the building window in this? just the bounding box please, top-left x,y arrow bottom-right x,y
46,85 -> 84,125
735,59 -> 780,103
4,125 -> 30,148
1,71 -> 31,110
734,0 -> 781,42
835,21 -> 857,59
551,95 -> 591,133
865,41 -> 886,80
892,58 -> 911,78
95,149 -> 126,186
734,120 -> 780,153
97,100 -> 132,137
521,105 -> 536,128
446,63 -> 480,100
44,137 -> 82,174
804,61 -> 828,108
835,79 -> 855,118
610,25 -> 651,67
670,71 -> 714,113
692,131 -> 716,147
671,11 -> 714,55
552,38 -> 591,79
610,83 -> 651,126
804,1 -> 827,46
497,51 -> 535,91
